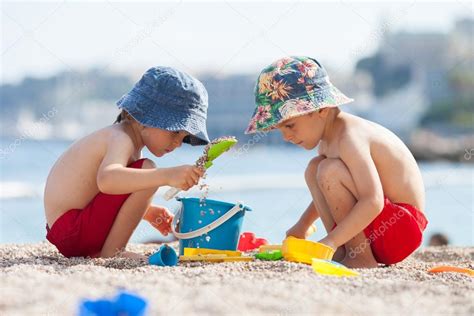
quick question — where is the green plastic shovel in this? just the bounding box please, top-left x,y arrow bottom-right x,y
163,137 -> 237,200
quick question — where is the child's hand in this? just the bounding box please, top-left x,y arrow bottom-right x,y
286,221 -> 313,239
144,205 -> 174,236
318,236 -> 337,251
167,165 -> 204,191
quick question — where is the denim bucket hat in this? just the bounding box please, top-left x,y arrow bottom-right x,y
117,66 -> 210,146
245,56 -> 353,134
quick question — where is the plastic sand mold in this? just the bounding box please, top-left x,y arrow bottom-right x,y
79,291 -> 148,316
148,245 -> 178,267
428,265 -> 474,277
238,232 -> 268,251
255,250 -> 283,261
282,236 -> 335,265
179,247 -> 253,263
312,259 -> 359,277
255,245 -> 283,261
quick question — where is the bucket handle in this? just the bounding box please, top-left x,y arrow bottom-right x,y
171,202 -> 246,240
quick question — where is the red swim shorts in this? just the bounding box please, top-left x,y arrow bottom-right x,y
46,159 -> 147,258
335,197 -> 428,265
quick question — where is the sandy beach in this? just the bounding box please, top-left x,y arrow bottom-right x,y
0,242 -> 472,315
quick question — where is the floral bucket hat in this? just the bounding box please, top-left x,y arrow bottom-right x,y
245,56 -> 354,134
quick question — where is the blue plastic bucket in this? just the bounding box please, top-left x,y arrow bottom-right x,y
172,197 -> 252,255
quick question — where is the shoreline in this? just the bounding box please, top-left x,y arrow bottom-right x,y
0,243 -> 473,315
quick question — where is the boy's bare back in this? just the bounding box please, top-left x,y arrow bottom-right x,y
44,123 -> 138,227
319,111 -> 425,213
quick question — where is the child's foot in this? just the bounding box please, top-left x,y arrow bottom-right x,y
341,255 -> 379,269
116,250 -> 147,261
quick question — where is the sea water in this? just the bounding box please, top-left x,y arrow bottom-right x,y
0,139 -> 472,246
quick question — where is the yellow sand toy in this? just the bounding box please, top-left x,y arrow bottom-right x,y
312,259 -> 359,277
282,236 -> 335,264
259,224 -> 316,251
179,247 -> 253,263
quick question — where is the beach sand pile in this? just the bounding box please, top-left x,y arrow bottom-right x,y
1,242 -> 472,315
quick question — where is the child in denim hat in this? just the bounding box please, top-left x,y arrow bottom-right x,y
44,66 -> 209,259
246,56 -> 428,268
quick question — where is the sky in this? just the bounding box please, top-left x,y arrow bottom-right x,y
1,0 -> 472,84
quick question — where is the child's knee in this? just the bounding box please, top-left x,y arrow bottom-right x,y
305,156 -> 326,185
316,158 -> 345,189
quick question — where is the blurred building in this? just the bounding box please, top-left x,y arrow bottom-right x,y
354,17 -> 473,142
1,18 -> 472,156
203,74 -> 283,144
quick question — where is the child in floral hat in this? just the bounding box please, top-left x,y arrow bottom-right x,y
44,66 -> 209,259
245,56 -> 428,268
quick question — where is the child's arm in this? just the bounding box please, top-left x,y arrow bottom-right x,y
96,132 -> 203,194
286,202 -> 319,239
320,134 -> 384,250
299,202 -> 320,226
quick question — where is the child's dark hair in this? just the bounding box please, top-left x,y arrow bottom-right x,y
114,110 -> 130,124
428,233 -> 449,246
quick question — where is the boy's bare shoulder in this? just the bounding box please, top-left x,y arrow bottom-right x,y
74,124 -> 134,150
69,124 -> 136,162
106,123 -> 135,144
337,114 -> 421,176
334,112 -> 412,165
336,113 -> 373,148
337,112 -> 401,148
85,124 -> 135,154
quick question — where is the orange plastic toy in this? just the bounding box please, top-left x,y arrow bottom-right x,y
428,265 -> 474,277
